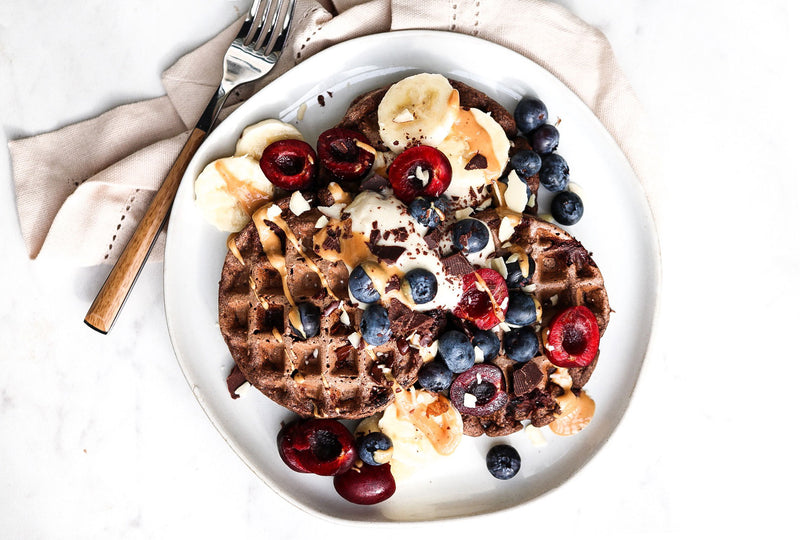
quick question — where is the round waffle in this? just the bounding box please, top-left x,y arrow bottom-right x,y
456,208 -> 611,437
218,195 -> 434,419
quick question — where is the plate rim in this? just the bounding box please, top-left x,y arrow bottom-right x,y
163,28 -> 662,525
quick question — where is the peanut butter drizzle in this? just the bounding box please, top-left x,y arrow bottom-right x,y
473,271 -> 506,322
450,108 -> 502,182
226,233 -> 245,265
252,204 -> 338,301
251,208 -> 296,308
215,160 -> 271,214
548,368 -> 596,436
392,387 -> 461,456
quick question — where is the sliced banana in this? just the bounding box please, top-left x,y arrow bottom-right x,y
234,118 -> 304,160
194,155 -> 274,232
377,73 -> 460,152
437,108 -> 510,207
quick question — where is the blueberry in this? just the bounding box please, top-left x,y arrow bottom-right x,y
472,330 -> 500,362
402,268 -> 438,305
509,150 -> 542,178
356,432 -> 393,466
505,291 -> 538,327
486,444 -> 521,480
503,326 -> 539,363
514,98 -> 548,134
505,253 -> 535,289
539,154 -> 569,192
289,302 -> 321,340
452,219 -> 490,254
551,190 -> 584,226
530,124 -> 559,155
348,264 -> 380,304
437,330 -> 475,373
359,304 -> 392,346
417,360 -> 454,393
409,197 -> 446,228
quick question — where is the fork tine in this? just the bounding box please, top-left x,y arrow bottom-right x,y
262,0 -> 296,56
242,0 -> 272,45
253,0 -> 285,51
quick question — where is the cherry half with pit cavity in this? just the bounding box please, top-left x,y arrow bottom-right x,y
453,268 -> 509,330
317,128 -> 376,181
259,139 -> 317,191
543,305 -> 600,368
277,418 -> 356,476
387,145 -> 452,203
449,364 -> 509,416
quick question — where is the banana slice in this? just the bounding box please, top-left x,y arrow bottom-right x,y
437,107 -> 510,207
234,118 -> 304,160
377,73 -> 460,152
194,155 -> 274,232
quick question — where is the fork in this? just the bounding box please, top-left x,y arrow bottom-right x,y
84,0 -> 297,334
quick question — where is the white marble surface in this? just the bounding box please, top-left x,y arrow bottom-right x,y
1,0 -> 798,537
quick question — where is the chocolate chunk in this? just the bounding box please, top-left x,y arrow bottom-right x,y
359,174 -> 390,192
226,365 -> 247,400
513,361 -> 544,396
387,299 -> 438,341
384,274 -> 401,293
465,153 -> 488,170
317,94 -> 325,106
396,337 -> 410,355
442,253 -> 474,276
423,228 -> 443,251
372,244 -> 405,264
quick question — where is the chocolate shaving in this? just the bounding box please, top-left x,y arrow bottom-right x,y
226,365 -> 247,400
359,174 -> 390,192
317,94 -> 325,106
442,253 -> 474,276
423,228 -> 443,251
321,228 -> 341,251
322,301 -> 341,317
396,337 -> 410,355
465,153 -> 488,170
335,344 -> 355,363
513,361 -> 544,396
384,274 -> 401,293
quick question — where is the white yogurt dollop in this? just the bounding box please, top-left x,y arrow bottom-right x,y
344,191 -> 463,312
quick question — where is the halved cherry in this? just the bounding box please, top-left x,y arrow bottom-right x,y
277,418 -> 356,476
543,305 -> 600,368
453,268 -> 509,330
449,364 -> 509,416
333,463 -> 396,505
259,139 -> 317,191
387,145 -> 452,203
317,128 -> 376,181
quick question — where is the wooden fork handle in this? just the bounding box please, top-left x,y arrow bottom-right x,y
84,127 -> 207,334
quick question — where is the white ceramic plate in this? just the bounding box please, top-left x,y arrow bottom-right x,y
164,30 -> 660,524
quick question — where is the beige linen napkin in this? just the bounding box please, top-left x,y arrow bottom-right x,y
9,0 -> 655,266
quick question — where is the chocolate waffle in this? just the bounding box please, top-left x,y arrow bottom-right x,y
218,195 -> 432,419
458,209 -> 611,437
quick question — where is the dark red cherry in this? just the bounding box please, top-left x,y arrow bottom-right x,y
277,418 -> 356,476
449,364 -> 509,416
259,139 -> 317,191
543,305 -> 600,368
333,463 -> 396,505
387,145 -> 452,203
317,128 -> 376,181
453,268 -> 509,330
